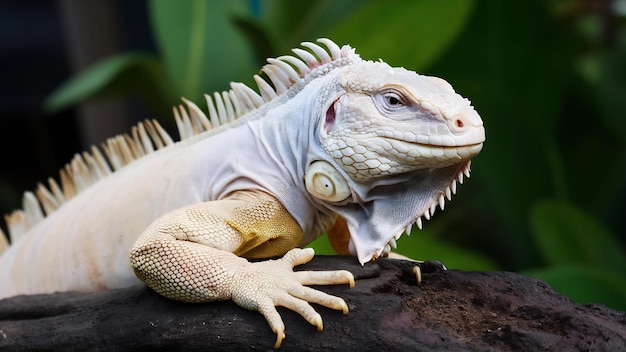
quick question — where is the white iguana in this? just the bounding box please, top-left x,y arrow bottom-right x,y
0,39 -> 484,347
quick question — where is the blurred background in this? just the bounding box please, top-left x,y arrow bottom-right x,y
0,0 -> 624,310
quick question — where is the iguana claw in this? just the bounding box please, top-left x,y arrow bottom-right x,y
230,248 -> 354,348
413,260 -> 448,284
413,266 -> 422,284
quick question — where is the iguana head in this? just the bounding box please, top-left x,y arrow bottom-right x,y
302,42 -> 485,264
322,61 -> 484,179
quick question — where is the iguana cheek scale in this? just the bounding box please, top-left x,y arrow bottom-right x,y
0,39 -> 485,348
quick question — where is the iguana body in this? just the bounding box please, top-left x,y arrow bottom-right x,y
0,39 -> 485,347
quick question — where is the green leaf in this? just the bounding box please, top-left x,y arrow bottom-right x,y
150,0 -> 255,103
530,200 -> 626,272
260,0 -> 473,70
231,16 -> 275,67
261,0 -> 365,51
525,265 -> 626,311
44,53 -> 175,116
326,0 -> 475,70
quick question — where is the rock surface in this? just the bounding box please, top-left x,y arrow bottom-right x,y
0,256 -> 624,351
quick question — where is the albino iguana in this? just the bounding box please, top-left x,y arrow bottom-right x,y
0,39 -> 485,347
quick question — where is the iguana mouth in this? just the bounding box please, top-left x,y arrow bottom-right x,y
379,131 -> 484,148
384,137 -> 484,153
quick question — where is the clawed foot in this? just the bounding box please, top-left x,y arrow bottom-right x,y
413,259 -> 447,284
386,253 -> 447,284
229,248 -> 354,348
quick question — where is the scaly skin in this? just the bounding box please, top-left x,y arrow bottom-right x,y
130,190 -> 354,347
0,39 -> 484,348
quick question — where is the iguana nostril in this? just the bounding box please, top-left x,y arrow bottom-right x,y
449,114 -> 469,133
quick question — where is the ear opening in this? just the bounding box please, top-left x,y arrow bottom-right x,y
324,100 -> 336,133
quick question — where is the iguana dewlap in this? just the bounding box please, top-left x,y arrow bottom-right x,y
0,39 -> 485,348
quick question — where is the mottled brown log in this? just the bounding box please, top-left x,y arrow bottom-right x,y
0,256 -> 624,351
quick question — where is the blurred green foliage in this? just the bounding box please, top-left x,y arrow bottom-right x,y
44,0 -> 626,311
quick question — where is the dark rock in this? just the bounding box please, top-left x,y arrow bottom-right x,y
0,256 -> 624,351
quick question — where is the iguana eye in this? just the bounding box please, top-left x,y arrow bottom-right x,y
384,92 -> 404,107
374,90 -> 411,115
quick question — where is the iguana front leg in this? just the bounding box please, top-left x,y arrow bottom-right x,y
129,190 -> 354,348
